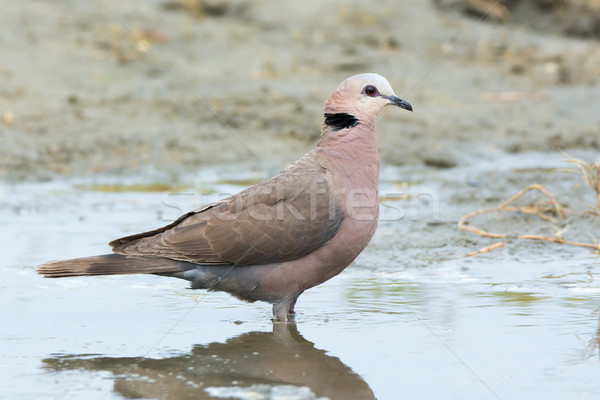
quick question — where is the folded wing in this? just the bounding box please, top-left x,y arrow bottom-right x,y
109,168 -> 343,266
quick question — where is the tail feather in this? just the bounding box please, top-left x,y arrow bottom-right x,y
37,254 -> 184,278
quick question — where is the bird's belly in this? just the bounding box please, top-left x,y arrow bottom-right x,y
311,215 -> 378,279
257,211 -> 378,298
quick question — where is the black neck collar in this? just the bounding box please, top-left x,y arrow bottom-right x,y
324,113 -> 359,131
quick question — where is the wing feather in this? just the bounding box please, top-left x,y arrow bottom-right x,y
110,165 -> 343,266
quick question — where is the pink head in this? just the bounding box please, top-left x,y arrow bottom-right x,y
323,73 -> 412,126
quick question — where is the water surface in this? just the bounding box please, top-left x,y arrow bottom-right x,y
2,169 -> 599,399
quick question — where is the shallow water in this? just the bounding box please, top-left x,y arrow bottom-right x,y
2,165 -> 600,400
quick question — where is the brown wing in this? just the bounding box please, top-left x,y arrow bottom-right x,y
109,167 -> 343,266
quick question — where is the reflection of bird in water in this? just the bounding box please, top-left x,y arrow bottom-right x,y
42,323 -> 376,400
37,73 -> 412,321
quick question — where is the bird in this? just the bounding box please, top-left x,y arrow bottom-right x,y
37,73 -> 413,322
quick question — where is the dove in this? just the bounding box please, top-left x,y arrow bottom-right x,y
38,73 -> 412,321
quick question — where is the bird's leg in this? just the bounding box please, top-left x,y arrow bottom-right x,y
272,295 -> 299,322
272,303 -> 289,322
287,293 -> 302,314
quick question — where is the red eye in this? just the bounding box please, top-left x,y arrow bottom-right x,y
363,85 -> 378,97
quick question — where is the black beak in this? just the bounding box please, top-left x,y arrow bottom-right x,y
386,95 -> 413,112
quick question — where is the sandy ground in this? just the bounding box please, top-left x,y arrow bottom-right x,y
1,0 -> 599,258
1,0 -> 599,179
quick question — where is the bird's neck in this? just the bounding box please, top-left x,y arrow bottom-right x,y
316,114 -> 380,229
317,117 -> 380,191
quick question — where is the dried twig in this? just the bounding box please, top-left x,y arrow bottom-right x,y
519,234 -> 600,249
458,184 -> 564,238
459,184 -> 600,252
461,242 -> 505,258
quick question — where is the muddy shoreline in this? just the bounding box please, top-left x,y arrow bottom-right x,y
1,1 -> 599,183
1,1 -> 599,259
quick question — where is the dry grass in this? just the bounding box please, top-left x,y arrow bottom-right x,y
559,152 -> 600,216
459,155 -> 600,255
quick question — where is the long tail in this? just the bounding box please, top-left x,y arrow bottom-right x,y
37,254 -> 185,278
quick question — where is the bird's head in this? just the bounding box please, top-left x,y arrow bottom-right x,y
324,73 -> 412,125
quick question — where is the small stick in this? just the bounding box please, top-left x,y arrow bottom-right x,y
518,234 -> 600,250
458,185 -> 563,237
461,242 -> 505,258
458,207 -> 507,238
